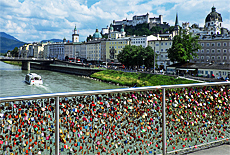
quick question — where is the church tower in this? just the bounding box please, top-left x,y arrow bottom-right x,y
72,25 -> 79,43
174,13 -> 180,35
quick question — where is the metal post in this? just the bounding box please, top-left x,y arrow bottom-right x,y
153,46 -> 155,74
55,96 -> 59,155
162,88 -> 166,155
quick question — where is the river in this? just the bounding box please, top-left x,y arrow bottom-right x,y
0,61 -> 122,97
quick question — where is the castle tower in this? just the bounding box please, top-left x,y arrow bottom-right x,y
72,25 -> 79,43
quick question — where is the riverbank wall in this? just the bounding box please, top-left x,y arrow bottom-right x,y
30,62 -> 103,76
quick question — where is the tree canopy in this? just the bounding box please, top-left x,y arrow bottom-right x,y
167,30 -> 201,63
117,45 -> 157,69
125,23 -> 174,36
7,47 -> 19,57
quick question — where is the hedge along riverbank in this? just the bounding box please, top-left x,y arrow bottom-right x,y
90,70 -> 200,87
3,61 -> 22,66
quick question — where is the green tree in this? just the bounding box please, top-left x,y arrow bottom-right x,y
167,30 -> 201,63
9,47 -> 19,57
86,35 -> 93,42
117,45 -> 133,69
117,45 -> 157,70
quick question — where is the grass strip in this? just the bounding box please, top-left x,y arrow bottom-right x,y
3,61 -> 22,66
90,70 -> 199,87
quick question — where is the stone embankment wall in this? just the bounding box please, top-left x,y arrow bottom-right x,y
30,62 -> 103,76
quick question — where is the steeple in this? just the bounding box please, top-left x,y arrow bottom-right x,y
74,25 -> 77,34
174,13 -> 180,31
72,25 -> 79,43
175,13 -> 179,27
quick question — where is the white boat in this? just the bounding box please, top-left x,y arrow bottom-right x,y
25,73 -> 43,85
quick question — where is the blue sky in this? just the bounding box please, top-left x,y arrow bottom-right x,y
1,0 -> 230,43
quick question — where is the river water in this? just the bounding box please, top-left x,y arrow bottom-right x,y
0,61 -> 122,97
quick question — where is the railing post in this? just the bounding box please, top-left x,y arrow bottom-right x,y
162,88 -> 166,155
55,96 -> 59,155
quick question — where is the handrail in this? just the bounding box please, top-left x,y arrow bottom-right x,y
0,81 -> 229,155
1,81 -> 229,103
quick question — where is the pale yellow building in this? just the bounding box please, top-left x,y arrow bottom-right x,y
105,38 -> 130,62
86,40 -> 101,61
148,38 -> 173,69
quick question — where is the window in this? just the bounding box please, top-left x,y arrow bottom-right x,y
201,56 -> 204,59
217,43 -> 221,46
217,49 -> 221,53
223,49 -> 227,53
201,43 -> 204,47
207,43 -> 210,47
161,49 -> 163,52
201,49 -> 204,53
223,42 -> 227,46
165,55 -> 168,58
161,55 -> 163,58
212,49 -> 215,53
165,49 -> 167,51
156,44 -> 159,46
161,43 -> 163,45
165,43 -> 167,45
211,43 -> 215,46
211,56 -> 215,59
205,71 -> 208,74
156,51 -> 159,54
224,56 -> 227,60
217,56 -> 220,59
206,49 -> 209,53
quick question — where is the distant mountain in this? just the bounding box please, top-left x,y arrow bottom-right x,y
0,32 -> 26,53
40,39 -> 64,43
0,32 -> 20,41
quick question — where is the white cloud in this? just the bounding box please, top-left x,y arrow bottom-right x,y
0,0 -> 229,43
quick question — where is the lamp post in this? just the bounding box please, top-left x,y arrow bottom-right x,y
143,58 -> 145,71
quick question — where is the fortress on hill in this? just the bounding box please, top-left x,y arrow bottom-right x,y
112,13 -> 170,31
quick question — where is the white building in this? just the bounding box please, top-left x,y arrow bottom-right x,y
108,24 -> 126,40
182,6 -> 228,38
48,42 -> 65,60
130,35 -> 160,48
148,38 -> 173,69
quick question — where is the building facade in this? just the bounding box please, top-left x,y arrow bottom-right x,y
192,37 -> 230,63
148,39 -> 173,69
105,38 -> 130,63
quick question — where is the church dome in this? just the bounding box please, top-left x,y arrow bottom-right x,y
93,29 -> 102,39
205,6 -> 222,23
120,25 -> 124,32
110,24 -> 114,31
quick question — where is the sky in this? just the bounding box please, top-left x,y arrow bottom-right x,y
1,0 -> 230,43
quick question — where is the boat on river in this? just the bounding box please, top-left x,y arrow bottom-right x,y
25,73 -> 43,85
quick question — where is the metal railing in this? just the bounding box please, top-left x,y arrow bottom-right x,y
0,81 -> 229,155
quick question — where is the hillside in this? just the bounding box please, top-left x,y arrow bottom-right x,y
0,36 -> 26,53
0,32 -> 20,41
40,39 -> 63,43
124,23 -> 175,36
